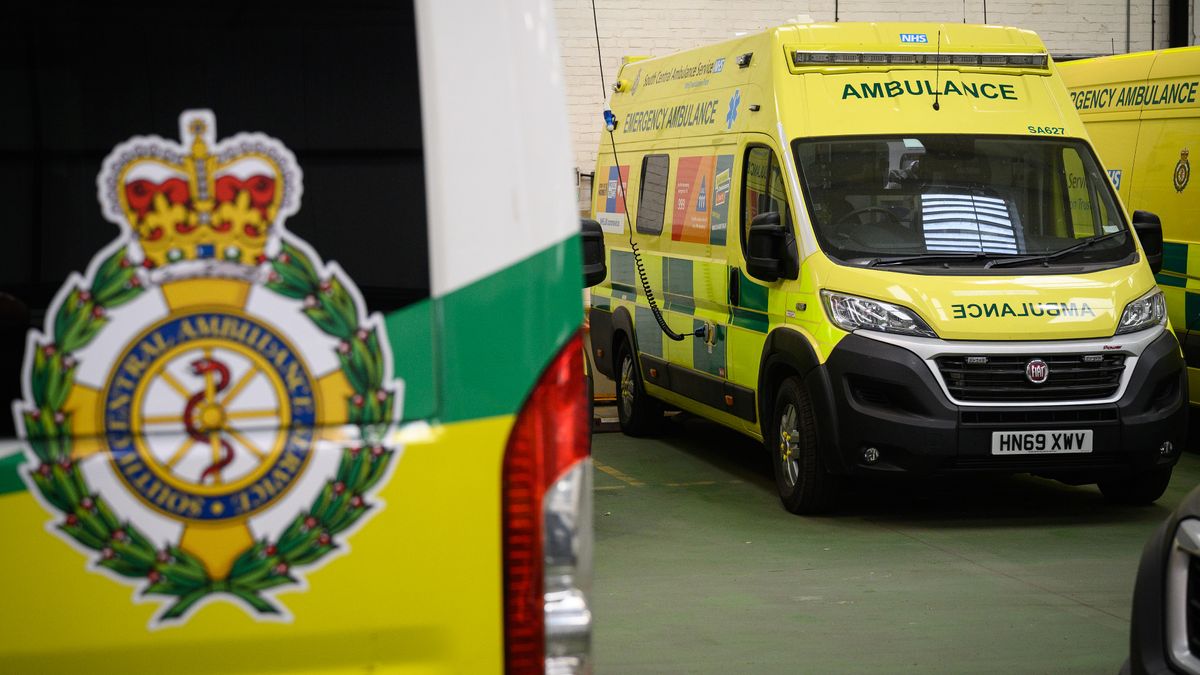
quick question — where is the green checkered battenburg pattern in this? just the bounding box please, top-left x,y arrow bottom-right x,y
594,247 -> 772,380
732,269 -> 769,333
604,250 -> 770,328
1156,241 -> 1200,331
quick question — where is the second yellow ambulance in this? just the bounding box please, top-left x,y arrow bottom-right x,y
1058,47 -> 1200,404
588,22 -> 1187,513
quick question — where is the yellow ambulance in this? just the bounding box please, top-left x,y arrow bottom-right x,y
588,22 -> 1187,514
0,2 -> 595,673
1058,47 -> 1200,403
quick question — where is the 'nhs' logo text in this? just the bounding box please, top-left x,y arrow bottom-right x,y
1108,169 -> 1122,190
900,33 -> 929,43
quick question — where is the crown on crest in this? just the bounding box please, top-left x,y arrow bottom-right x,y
99,110 -> 302,269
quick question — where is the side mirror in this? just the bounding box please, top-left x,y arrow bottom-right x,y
745,211 -> 799,282
581,218 -> 607,287
1132,210 -> 1163,275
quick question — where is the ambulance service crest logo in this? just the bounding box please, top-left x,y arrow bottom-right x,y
1175,148 -> 1190,193
14,110 -> 403,626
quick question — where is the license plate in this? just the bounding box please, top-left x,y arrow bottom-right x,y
990,430 -> 1093,455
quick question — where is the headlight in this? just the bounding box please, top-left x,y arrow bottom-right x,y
821,290 -> 937,338
1115,288 -> 1166,335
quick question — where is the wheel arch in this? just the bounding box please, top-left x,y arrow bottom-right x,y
756,327 -> 847,474
757,328 -> 820,439
609,304 -> 637,369
587,303 -> 636,380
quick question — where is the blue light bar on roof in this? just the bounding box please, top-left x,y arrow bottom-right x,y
791,51 -> 1049,69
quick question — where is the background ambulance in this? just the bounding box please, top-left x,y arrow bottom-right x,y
1058,47 -> 1200,406
0,2 -> 594,673
587,22 -> 1187,514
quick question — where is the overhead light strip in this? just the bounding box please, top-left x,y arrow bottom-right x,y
791,51 -> 1048,69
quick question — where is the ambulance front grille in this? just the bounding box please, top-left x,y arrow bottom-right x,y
935,353 -> 1126,402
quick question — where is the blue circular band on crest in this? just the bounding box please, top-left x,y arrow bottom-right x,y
103,310 -> 316,522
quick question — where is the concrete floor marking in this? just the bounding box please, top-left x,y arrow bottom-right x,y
593,461 -> 645,487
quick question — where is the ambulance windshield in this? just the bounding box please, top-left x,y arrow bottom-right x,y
794,135 -> 1135,269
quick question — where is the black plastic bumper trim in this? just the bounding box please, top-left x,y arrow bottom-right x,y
811,330 -> 1187,477
641,354 -> 757,422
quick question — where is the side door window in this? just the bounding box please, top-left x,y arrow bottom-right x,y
1061,147 -> 1120,238
741,146 -> 792,256
1062,149 -> 1098,238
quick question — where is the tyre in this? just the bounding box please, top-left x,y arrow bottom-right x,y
615,339 -> 662,437
770,376 -> 838,514
1098,467 -> 1173,505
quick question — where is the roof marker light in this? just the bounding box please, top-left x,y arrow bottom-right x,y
1006,54 -> 1049,67
791,51 -> 1048,69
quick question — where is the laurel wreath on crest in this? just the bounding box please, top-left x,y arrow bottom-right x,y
23,243 -> 396,621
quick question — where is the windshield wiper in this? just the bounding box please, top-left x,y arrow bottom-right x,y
983,231 -> 1128,269
866,252 -> 995,267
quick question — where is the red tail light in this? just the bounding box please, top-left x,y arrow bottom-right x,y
502,332 -> 590,674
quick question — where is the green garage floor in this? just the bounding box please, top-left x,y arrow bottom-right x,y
590,413 -> 1200,674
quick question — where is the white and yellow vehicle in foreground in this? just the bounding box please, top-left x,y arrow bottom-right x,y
0,2 -> 595,673
587,22 -> 1187,514
1059,47 -> 1200,403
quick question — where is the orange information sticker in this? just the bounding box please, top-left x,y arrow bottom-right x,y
672,156 -> 715,243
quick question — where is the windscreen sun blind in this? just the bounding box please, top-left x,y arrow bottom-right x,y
920,193 -> 1019,254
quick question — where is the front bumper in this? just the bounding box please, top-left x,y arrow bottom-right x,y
808,328 -> 1187,478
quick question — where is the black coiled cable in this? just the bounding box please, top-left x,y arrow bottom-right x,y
593,0 -> 697,343
606,130 -> 693,342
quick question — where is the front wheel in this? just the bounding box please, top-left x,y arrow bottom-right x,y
1098,467 -> 1173,505
770,376 -> 838,514
615,340 -> 662,437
